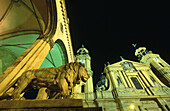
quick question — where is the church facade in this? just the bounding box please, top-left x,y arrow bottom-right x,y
0,0 -> 170,111
74,45 -> 170,111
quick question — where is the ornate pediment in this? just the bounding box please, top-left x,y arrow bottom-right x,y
105,60 -> 150,71
120,62 -> 134,71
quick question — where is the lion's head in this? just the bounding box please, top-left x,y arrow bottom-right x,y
65,62 -> 89,84
78,63 -> 89,82
73,62 -> 89,84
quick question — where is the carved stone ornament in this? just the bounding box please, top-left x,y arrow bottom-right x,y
120,62 -> 134,71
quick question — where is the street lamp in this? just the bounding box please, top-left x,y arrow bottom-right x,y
130,104 -> 135,110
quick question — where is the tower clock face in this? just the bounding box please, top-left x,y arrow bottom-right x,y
80,59 -> 85,63
153,58 -> 159,61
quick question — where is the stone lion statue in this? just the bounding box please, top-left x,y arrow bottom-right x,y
9,62 -> 89,99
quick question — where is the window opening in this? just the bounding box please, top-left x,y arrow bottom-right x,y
165,105 -> 169,111
131,77 -> 143,89
81,85 -> 85,93
159,63 -> 164,67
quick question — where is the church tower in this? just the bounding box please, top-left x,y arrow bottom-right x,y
135,47 -> 170,87
73,45 -> 94,100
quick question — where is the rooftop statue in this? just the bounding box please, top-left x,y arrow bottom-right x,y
95,73 -> 110,91
1,62 -> 89,100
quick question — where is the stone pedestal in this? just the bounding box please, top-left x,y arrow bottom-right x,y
0,99 -> 102,111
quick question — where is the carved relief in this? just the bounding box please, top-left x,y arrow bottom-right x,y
120,62 -> 134,72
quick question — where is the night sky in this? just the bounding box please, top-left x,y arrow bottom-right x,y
65,0 -> 170,85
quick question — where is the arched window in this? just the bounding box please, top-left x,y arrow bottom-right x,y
131,77 -> 143,89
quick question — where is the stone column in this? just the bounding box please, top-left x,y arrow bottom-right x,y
0,38 -> 52,96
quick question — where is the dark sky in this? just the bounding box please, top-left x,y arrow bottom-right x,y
65,0 -> 170,85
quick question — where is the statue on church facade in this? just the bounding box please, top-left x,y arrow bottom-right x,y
95,73 -> 110,91
1,62 -> 89,100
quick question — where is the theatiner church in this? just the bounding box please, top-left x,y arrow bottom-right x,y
0,0 -> 169,111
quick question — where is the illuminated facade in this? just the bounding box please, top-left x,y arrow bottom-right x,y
135,47 -> 170,87
100,59 -> 170,111
73,46 -> 170,111
0,0 -> 170,111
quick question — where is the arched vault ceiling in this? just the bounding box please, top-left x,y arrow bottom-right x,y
0,0 -> 49,38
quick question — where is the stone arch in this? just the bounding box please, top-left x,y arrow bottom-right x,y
55,39 -> 68,65
40,39 -> 68,68
0,34 -> 39,74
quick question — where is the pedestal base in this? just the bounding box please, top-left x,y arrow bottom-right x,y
0,99 -> 101,111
